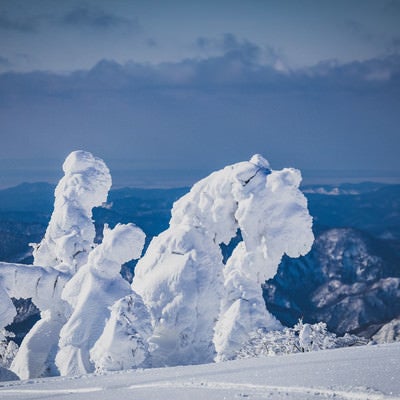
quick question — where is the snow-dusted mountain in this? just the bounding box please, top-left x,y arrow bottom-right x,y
264,228 -> 400,337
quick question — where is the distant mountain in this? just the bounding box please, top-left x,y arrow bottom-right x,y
264,228 -> 400,337
94,186 -> 189,240
305,183 -> 400,240
302,182 -> 389,195
373,318 -> 400,343
0,183 -> 188,262
0,182 -> 55,263
0,182 -> 55,212
1,181 -> 400,340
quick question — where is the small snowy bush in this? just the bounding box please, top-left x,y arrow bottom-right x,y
235,320 -> 368,359
0,330 -> 19,369
91,293 -> 152,372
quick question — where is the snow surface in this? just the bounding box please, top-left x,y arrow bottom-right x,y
0,343 -> 399,400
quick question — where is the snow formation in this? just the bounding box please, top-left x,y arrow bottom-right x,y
0,262 -> 69,379
1,151 -> 314,378
133,154 -> 314,366
11,150 -> 114,379
0,262 -> 68,329
90,293 -> 152,372
56,223 -> 145,376
0,330 -> 19,369
32,150 -> 112,273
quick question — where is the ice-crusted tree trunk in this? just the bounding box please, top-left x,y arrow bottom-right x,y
11,150 -> 112,379
56,223 -> 145,376
214,164 -> 314,361
132,154 -> 313,367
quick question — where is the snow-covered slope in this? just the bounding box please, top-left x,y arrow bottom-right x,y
0,343 -> 399,400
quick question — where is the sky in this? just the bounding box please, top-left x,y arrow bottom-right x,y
0,0 -> 399,188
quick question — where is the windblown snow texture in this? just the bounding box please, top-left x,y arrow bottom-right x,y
133,154 -> 314,366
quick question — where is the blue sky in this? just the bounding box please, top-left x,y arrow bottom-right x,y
0,0 -> 399,187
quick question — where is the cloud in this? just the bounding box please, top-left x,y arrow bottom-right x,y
0,51 -> 399,178
341,18 -> 400,59
0,12 -> 37,32
1,52 -> 399,99
195,33 -> 259,56
194,34 -> 288,72
61,6 -> 139,31
0,49 -> 400,124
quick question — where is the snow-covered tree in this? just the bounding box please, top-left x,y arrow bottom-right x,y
214,159 -> 314,361
11,150 -> 112,379
0,330 -> 18,369
132,154 -> 314,367
1,151 -> 316,377
32,150 -> 112,273
131,159 -> 247,366
0,262 -> 68,332
91,293 -> 152,372
372,318 -> 400,344
0,261 -> 69,379
235,320 -> 368,359
55,223 -> 145,376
